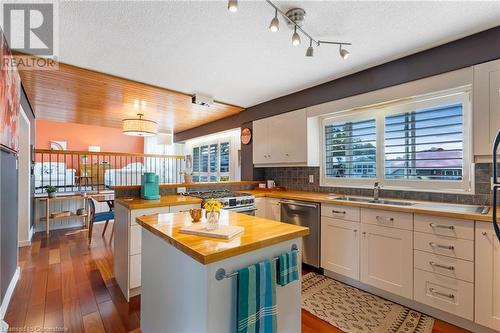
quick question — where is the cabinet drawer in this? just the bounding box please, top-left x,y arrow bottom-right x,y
361,208 -> 412,230
130,225 -> 142,255
414,215 -> 473,240
414,232 -> 474,261
129,254 -> 141,289
131,206 -> 170,226
414,250 -> 473,282
321,204 -> 360,222
414,269 -> 473,320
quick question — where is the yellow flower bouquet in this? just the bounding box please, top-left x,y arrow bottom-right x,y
204,198 -> 223,212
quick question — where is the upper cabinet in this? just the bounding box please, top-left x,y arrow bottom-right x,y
252,108 -> 319,166
473,59 -> 500,156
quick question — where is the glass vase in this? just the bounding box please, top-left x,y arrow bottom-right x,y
206,210 -> 220,231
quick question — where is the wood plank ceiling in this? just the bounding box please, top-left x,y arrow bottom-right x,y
17,60 -> 244,133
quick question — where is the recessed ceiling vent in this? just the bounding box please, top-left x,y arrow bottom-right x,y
192,93 -> 214,107
285,8 -> 306,28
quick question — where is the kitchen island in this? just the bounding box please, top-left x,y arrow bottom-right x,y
136,210 -> 309,333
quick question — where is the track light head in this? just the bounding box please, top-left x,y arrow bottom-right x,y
228,0 -> 238,13
339,46 -> 350,59
306,39 -> 314,57
269,9 -> 279,32
292,26 -> 301,46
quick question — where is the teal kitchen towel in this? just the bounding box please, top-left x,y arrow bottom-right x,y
237,259 -> 277,333
278,251 -> 299,286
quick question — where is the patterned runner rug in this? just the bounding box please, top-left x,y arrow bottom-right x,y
302,272 -> 434,333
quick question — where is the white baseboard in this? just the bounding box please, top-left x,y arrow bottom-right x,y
18,226 -> 34,247
0,267 -> 20,321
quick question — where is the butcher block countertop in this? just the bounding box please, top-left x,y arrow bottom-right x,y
135,210 -> 309,264
115,194 -> 202,210
241,190 -> 494,223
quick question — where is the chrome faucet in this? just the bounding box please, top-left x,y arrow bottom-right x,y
373,182 -> 381,201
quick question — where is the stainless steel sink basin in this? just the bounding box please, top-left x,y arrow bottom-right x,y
328,196 -> 415,206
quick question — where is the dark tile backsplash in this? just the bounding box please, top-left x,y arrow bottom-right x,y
258,163 -> 494,206
114,184 -> 256,198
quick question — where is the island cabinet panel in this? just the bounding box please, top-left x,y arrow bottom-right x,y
321,217 -> 360,280
360,223 -> 413,299
114,202 -> 200,301
475,221 -> 500,331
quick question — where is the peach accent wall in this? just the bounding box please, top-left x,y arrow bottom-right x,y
36,119 -> 144,153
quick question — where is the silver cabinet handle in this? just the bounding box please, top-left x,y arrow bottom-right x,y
429,223 -> 455,230
429,242 -> 455,250
279,201 -> 317,209
429,288 -> 455,299
429,261 -> 455,271
376,216 -> 394,223
332,210 -> 346,214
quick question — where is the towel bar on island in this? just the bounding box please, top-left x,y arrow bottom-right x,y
215,244 -> 299,280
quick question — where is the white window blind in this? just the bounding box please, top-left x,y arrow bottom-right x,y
324,118 -> 376,179
384,103 -> 463,181
191,141 -> 231,182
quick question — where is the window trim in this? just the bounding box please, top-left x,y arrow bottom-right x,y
191,140 -> 232,183
320,87 -> 473,194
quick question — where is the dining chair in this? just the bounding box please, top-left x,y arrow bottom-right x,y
88,198 -> 115,245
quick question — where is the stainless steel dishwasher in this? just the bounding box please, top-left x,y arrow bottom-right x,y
279,200 -> 320,268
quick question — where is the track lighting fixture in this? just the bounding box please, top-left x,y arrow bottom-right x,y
229,0 -> 352,59
306,39 -> 314,57
339,45 -> 350,59
269,8 -> 279,32
292,26 -> 301,46
227,0 -> 238,13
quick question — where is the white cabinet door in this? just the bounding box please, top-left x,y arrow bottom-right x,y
266,198 -> 281,222
254,198 -> 266,218
252,119 -> 269,164
473,59 -> 500,156
360,223 -> 413,298
267,109 -> 307,164
321,217 -> 360,280
475,222 -> 500,330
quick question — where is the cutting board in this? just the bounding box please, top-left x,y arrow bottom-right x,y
179,224 -> 244,240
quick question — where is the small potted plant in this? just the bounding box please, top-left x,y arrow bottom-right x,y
181,171 -> 193,183
45,185 -> 57,198
203,198 -> 223,230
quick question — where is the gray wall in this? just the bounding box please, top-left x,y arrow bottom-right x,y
1,148 -> 18,301
259,164 -> 493,206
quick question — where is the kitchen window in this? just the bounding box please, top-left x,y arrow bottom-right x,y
191,141 -> 231,182
321,87 -> 472,193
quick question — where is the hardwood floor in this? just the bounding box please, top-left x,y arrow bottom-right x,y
5,223 -> 470,333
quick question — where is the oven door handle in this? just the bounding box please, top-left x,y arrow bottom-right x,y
225,206 -> 258,212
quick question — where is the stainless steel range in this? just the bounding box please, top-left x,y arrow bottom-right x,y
186,191 -> 257,215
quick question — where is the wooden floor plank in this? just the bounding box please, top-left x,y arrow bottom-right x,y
97,300 -> 127,333
63,298 -> 85,333
82,311 -> 106,333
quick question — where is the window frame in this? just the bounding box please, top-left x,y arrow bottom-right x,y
191,140 -> 231,183
320,87 -> 473,194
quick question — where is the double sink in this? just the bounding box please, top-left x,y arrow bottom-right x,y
328,195 -> 490,214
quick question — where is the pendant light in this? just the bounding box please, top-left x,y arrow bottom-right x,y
122,113 -> 158,137
269,8 -> 279,32
291,26 -> 301,46
339,45 -> 350,59
228,0 -> 238,13
306,39 -> 314,57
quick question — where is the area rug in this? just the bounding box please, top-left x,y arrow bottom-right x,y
302,272 -> 434,333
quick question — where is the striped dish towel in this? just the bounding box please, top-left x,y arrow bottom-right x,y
237,259 -> 277,333
277,251 -> 299,286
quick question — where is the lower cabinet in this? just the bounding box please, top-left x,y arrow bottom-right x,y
266,198 -> 281,221
321,217 -> 360,280
255,197 -> 266,218
360,223 -> 413,299
475,222 -> 500,331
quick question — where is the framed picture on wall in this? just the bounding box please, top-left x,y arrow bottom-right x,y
0,29 -> 21,153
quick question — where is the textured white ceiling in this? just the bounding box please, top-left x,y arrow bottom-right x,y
58,1 -> 500,108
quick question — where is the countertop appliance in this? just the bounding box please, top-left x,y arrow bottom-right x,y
141,172 -> 159,200
185,191 -> 257,215
492,131 -> 500,241
279,199 -> 320,268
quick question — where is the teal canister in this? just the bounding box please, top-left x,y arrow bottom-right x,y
141,172 -> 160,200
